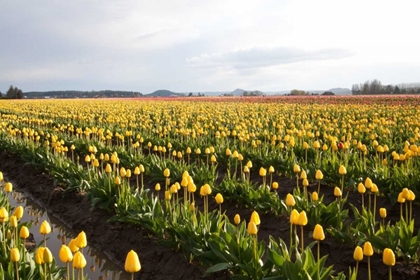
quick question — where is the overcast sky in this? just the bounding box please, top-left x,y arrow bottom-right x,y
1,0 -> 419,93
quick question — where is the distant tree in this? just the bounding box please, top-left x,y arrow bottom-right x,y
322,91 -> 335,96
6,85 -> 24,99
394,86 -> 400,94
188,92 -> 193,97
290,89 -> 307,96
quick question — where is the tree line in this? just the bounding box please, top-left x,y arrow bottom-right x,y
352,80 -> 420,95
0,85 -> 24,99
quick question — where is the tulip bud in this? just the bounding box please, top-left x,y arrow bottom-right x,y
247,221 -> 258,235
35,247 -> 46,265
357,183 -> 366,194
353,246 -> 363,261
4,182 -> 12,193
397,192 -> 406,204
407,190 -> 415,201
73,251 -> 87,269
155,183 -> 161,191
9,215 -> 18,228
232,150 -> 238,157
215,193 -> 223,204
246,161 -> 253,168
164,191 -> 171,201
40,220 -> 51,235
12,206 -> 24,220
363,242 -> 373,256
293,164 -> 301,173
125,250 -> 141,273
243,166 -> 249,173
234,214 -> 240,225
338,165 -> 347,175
202,184 -> 212,196
10,248 -> 20,262
85,155 -> 91,163
134,167 -> 140,175
365,177 -> 373,189
302,178 -> 309,187
210,155 -> 216,163
139,165 -> 145,173
163,168 -> 170,178
334,187 -> 342,197
290,209 -> 299,225
272,182 -> 279,190
269,166 -> 274,173
315,170 -> 323,180
68,238 -> 79,253
119,167 -> 126,177
43,247 -> 53,263
20,226 -> 29,239
379,208 -> 387,219
312,192 -> 319,202
250,211 -> 261,226
115,176 -> 121,185
59,245 -> 73,263
75,231 -> 87,249
225,148 -> 232,156
297,211 -> 308,226
259,167 -> 267,177
313,224 -> 325,241
383,248 -> 396,266
105,164 -> 112,173
402,188 -> 410,199
300,170 -> 307,179
286,194 -> 296,207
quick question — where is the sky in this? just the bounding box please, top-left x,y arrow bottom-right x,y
1,0 -> 419,94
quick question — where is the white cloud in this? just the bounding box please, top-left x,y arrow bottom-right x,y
187,47 -> 353,70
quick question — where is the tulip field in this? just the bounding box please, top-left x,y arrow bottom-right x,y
0,95 -> 420,279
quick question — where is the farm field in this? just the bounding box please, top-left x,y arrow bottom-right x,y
1,95 -> 420,279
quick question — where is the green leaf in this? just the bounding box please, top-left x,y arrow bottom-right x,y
204,262 -> 233,276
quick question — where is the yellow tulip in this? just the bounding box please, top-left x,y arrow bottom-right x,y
124,250 -> 141,273
312,192 -> 319,202
10,248 -> 20,262
234,214 -> 241,225
358,183 -> 366,194
250,211 -> 261,226
40,220 -> 51,235
286,194 -> 296,207
4,182 -> 12,193
290,209 -> 299,225
353,246 -> 363,261
139,164 -> 145,173
215,193 -> 223,204
9,215 -> 18,228
19,226 -> 29,239
380,208 -> 387,219
297,211 -> 308,226
269,166 -> 274,173
315,170 -> 323,180
338,165 -> 346,175
272,182 -> 279,190
68,238 -> 79,253
365,177 -> 373,189
300,170 -> 307,179
247,221 -> 258,235
397,192 -> 406,203
383,248 -> 396,266
105,164 -> 112,173
155,183 -> 161,191
259,167 -> 267,177
76,231 -> 87,248
163,168 -> 170,178
363,242 -> 373,256
293,164 -> 301,173
35,247 -> 46,265
12,206 -> 23,220
334,187 -> 342,197
313,224 -> 325,241
225,148 -> 232,156
59,245 -> 73,263
72,251 -> 87,269
43,247 -> 53,263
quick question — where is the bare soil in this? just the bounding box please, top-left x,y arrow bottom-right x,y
1,149 -> 420,279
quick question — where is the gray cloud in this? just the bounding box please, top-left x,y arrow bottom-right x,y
187,47 -> 353,69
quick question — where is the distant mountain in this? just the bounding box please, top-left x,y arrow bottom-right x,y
147,89 -> 184,97
230,88 -> 246,96
328,88 -> 351,95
